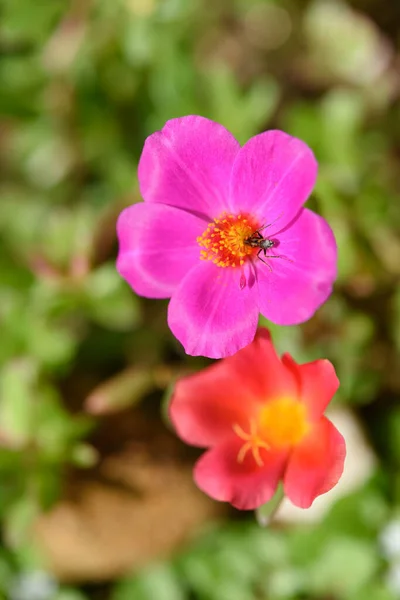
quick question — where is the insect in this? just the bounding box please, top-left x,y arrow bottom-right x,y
244,218 -> 291,270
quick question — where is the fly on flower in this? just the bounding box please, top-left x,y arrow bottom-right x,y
116,116 -> 337,358
243,215 -> 292,270
169,328 -> 346,511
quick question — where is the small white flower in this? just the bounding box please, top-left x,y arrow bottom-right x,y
380,520 -> 400,560
9,570 -> 58,600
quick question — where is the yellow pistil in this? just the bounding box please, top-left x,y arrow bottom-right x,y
233,398 -> 310,467
197,213 -> 259,268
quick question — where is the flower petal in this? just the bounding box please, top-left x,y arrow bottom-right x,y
168,262 -> 259,358
170,366 -> 259,448
116,202 -> 205,298
256,208 -> 337,324
228,328 -> 299,399
229,130 -> 317,228
138,116 -> 240,219
282,354 -> 339,421
194,435 -> 288,510
284,416 -> 346,508
169,328 -> 298,447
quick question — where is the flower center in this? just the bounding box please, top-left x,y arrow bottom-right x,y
233,398 -> 309,467
197,213 -> 259,268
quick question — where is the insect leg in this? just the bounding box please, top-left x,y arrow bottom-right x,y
256,249 -> 272,271
256,212 -> 284,234
265,254 -> 293,263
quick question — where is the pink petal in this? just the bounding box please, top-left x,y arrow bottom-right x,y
256,208 -> 337,324
168,261 -> 259,358
169,329 -> 298,447
116,202 -> 205,298
138,116 -> 240,219
194,435 -> 288,510
282,354 -> 339,422
284,416 -> 346,509
229,130 -> 317,228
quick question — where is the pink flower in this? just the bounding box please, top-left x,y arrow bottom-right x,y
170,328 -> 346,510
117,116 -> 337,358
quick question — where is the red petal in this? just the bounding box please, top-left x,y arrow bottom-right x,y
170,328 -> 298,448
194,435 -> 288,510
283,416 -> 346,509
227,328 -> 299,400
282,354 -> 339,421
170,363 -> 259,448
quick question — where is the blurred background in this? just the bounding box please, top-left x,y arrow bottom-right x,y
1,0 -> 400,598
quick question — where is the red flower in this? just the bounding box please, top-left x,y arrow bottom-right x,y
170,328 -> 346,510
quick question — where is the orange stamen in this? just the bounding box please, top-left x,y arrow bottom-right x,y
197,213 -> 259,268
233,398 -> 310,468
233,420 -> 271,467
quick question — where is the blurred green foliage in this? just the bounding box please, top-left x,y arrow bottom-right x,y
1,0 -> 400,598
115,486 -> 392,600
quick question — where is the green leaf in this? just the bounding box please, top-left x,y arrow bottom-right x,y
114,564 -> 185,600
308,537 -> 378,596
0,360 -> 37,446
84,264 -> 141,330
